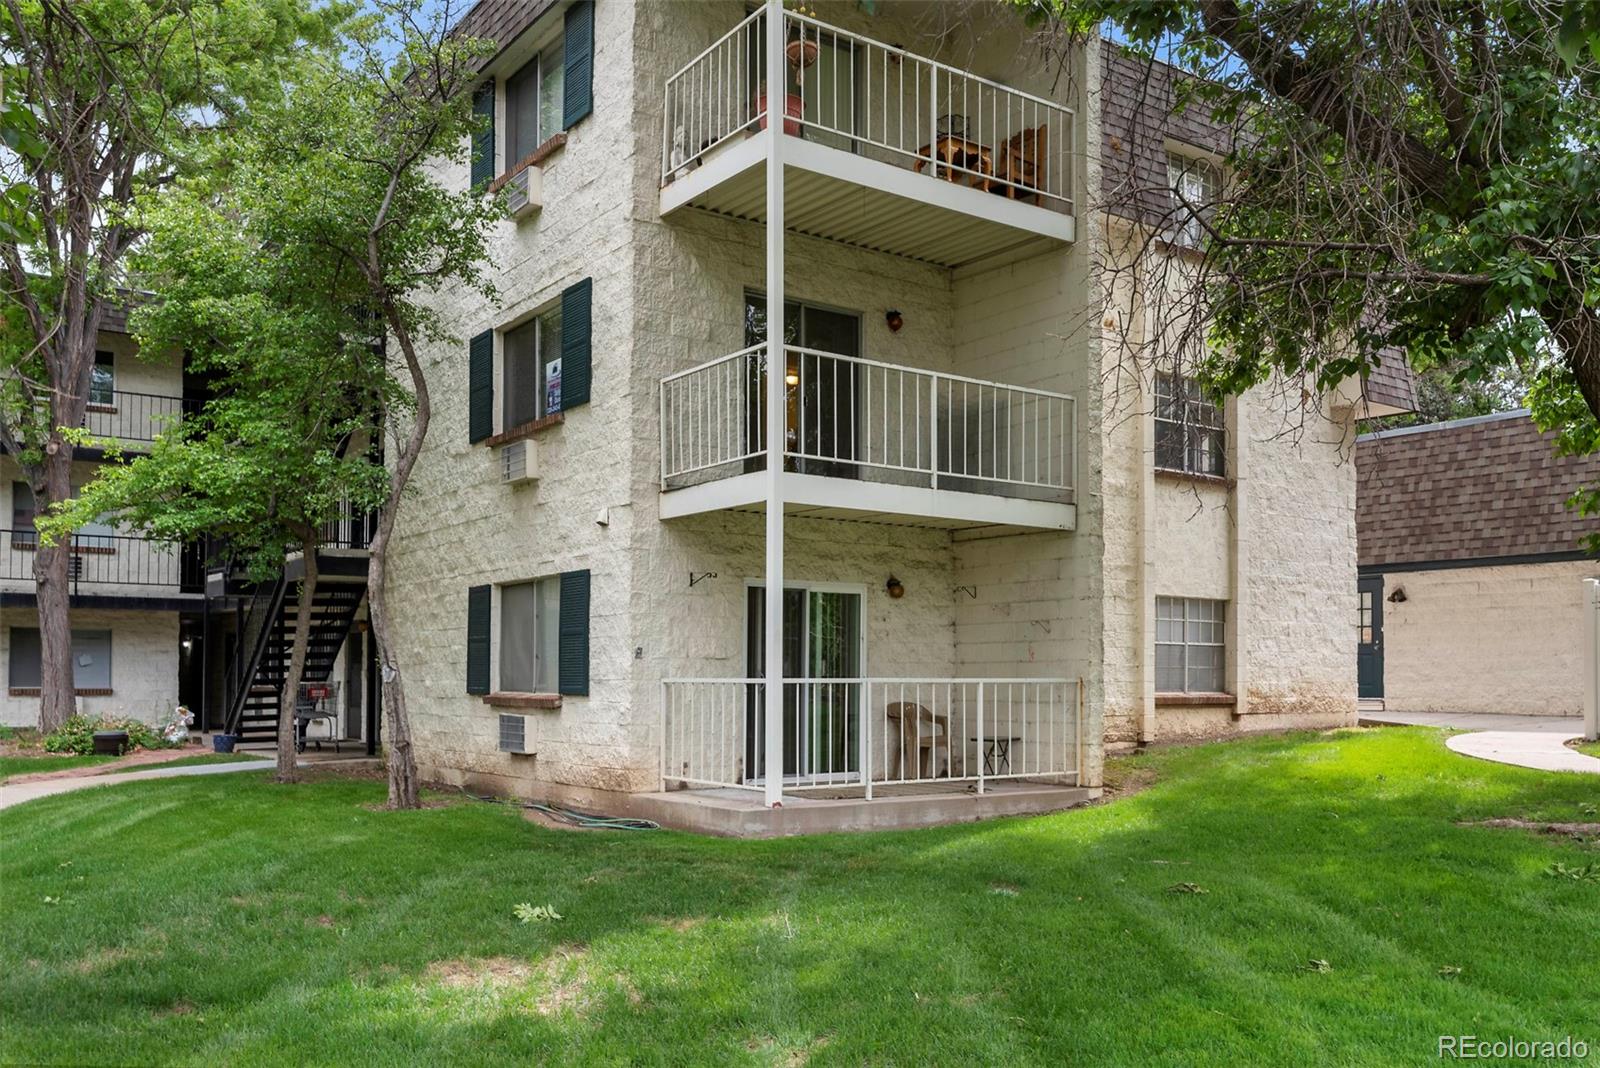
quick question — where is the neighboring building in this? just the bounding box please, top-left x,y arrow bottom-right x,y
2,320 -> 203,727
376,0 -> 1409,834
1,315 -> 381,752
1356,411 -> 1598,717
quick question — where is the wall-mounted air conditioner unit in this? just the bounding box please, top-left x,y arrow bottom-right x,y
504,165 -> 543,220
501,439 -> 538,484
498,713 -> 536,756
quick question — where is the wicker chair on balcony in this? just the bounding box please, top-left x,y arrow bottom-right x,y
886,702 -> 950,781
992,124 -> 1047,204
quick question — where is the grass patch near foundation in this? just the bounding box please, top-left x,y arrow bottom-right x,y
3,727 -> 1598,1066
0,754 -> 119,783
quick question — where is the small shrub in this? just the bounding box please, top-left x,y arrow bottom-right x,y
43,715 -> 172,755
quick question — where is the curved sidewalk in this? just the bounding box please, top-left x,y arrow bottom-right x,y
1364,710 -> 1600,774
0,759 -> 273,812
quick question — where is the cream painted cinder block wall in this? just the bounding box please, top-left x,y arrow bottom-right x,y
1097,215 -> 1359,748
1377,560 -> 1598,717
0,607 -> 180,727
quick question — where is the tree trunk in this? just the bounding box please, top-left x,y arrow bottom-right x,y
275,532 -> 319,784
365,526 -> 418,809
368,300 -> 431,810
1546,300 -> 1600,423
32,448 -> 77,733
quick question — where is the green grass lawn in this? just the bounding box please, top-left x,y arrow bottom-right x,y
3,727 -> 1598,1067
1574,738 -> 1600,760
0,754 -> 118,782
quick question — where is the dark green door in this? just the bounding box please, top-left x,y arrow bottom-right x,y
1357,575 -> 1384,699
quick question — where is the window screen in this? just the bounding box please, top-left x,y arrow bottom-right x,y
505,57 -> 541,165
503,308 -> 565,429
90,350 -> 115,406
499,576 -> 561,693
1155,597 -> 1226,693
8,628 -> 112,690
1154,373 -> 1225,476
1168,153 -> 1218,247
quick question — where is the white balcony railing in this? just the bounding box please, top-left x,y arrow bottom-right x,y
662,7 -> 1075,212
661,677 -> 1083,795
660,343 -> 1075,503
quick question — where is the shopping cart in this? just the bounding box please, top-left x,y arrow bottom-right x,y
294,681 -> 342,753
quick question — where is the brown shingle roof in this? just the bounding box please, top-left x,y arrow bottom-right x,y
1363,354 -> 1416,413
451,0 -> 558,71
1356,411 -> 1600,568
1099,42 -> 1233,224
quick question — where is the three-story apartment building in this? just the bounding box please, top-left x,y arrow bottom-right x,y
384,0 -> 1413,834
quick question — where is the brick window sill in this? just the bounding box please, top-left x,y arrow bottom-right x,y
489,133 -> 567,194
1154,467 -> 1233,489
484,412 -> 562,449
1155,691 -> 1235,707
9,688 -> 114,697
482,692 -> 562,710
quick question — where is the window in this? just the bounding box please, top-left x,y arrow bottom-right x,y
10,482 -> 116,549
1155,597 -> 1226,693
502,306 -> 564,430
8,628 -> 112,691
89,350 -> 115,407
11,482 -> 35,546
500,576 -> 562,693
504,42 -> 564,169
1168,152 -> 1218,248
1154,372 -> 1225,476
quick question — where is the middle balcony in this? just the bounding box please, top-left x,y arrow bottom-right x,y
659,343 -> 1076,532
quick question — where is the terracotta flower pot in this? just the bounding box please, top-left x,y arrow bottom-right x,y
755,91 -> 804,136
786,39 -> 819,70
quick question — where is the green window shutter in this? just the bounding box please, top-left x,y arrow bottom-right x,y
471,81 -> 495,188
558,569 -> 590,696
468,329 -> 494,443
562,0 -> 594,128
466,585 -> 492,694
558,278 -> 592,410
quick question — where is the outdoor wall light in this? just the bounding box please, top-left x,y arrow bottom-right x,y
1387,587 -> 1408,604
885,309 -> 904,333
885,576 -> 905,599
784,370 -> 800,386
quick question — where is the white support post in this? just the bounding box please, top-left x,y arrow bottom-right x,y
975,683 -> 986,796
762,0 -> 787,808
1585,579 -> 1600,742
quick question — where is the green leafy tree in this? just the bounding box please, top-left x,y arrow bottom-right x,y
1020,0 -> 1600,437
1,0 -> 339,732
71,1 -> 498,805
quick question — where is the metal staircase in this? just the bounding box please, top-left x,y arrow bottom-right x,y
224,572 -> 366,748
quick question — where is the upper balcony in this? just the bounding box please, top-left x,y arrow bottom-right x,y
660,7 -> 1076,269
659,343 -> 1076,533
81,389 -> 197,451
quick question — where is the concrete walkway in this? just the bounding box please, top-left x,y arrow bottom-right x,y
0,758 -> 273,811
1363,710 -> 1600,775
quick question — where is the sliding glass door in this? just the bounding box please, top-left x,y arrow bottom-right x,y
743,294 -> 861,478
744,584 -> 862,782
